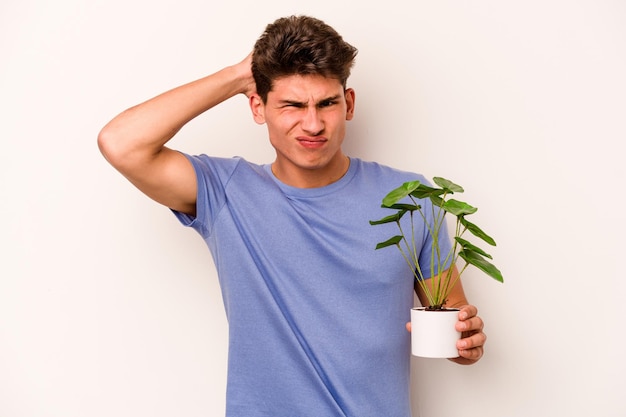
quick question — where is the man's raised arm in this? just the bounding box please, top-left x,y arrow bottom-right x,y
97,54 -> 255,215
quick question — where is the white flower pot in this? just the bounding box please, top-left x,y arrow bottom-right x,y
411,307 -> 461,358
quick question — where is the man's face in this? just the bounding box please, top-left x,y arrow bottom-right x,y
250,74 -> 355,187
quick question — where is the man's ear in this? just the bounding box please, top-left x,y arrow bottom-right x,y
345,88 -> 356,121
249,94 -> 266,124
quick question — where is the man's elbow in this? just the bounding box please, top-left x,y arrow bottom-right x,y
97,124 -> 132,170
97,119 -> 115,152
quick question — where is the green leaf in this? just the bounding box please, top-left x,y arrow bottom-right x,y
455,237 -> 492,259
443,199 -> 478,216
382,181 -> 421,207
426,195 -> 443,209
433,177 -> 464,193
410,184 -> 442,200
459,250 -> 504,282
375,235 -> 403,249
460,217 -> 496,246
369,210 -> 407,225
386,203 -> 420,211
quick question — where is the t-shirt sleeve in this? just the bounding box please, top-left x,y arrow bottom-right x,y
171,153 -> 240,238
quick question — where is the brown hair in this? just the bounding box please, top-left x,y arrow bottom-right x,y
252,15 -> 358,102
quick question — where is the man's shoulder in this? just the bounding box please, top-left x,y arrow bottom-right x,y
351,157 -> 429,183
185,154 -> 266,176
187,154 -> 247,168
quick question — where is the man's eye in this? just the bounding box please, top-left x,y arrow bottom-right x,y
319,100 -> 336,108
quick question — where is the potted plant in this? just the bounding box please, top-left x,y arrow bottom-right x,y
369,177 -> 503,358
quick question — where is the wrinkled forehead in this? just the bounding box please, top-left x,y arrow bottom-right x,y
267,74 -> 345,103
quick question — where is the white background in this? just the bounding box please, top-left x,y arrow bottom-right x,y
1,1 -> 624,416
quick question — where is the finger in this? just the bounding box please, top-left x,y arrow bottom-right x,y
406,322 -> 411,333
456,315 -> 484,333
458,304 -> 478,320
458,345 -> 484,362
458,330 -> 487,351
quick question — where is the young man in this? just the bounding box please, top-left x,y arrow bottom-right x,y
98,15 -> 486,417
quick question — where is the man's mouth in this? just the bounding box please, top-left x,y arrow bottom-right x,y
297,137 -> 327,149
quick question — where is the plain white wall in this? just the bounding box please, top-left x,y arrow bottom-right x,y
1,0 -> 624,416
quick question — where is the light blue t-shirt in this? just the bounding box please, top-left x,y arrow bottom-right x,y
173,155 -> 451,417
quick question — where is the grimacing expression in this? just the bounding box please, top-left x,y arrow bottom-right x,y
250,74 -> 355,181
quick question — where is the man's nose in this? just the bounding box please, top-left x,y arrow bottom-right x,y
301,107 -> 324,135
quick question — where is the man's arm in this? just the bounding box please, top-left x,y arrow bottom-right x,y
413,266 -> 487,365
97,53 -> 256,216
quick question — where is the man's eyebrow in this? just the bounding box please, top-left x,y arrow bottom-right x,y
278,99 -> 305,106
278,94 -> 342,106
318,94 -> 342,104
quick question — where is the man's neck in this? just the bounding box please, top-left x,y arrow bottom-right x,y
271,154 -> 350,188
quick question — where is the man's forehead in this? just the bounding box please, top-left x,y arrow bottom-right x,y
269,74 -> 344,102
